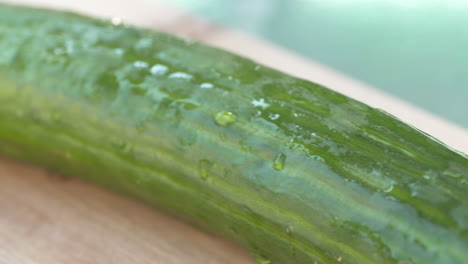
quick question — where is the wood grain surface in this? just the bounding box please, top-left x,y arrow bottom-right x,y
1,0 -> 467,263
0,158 -> 256,264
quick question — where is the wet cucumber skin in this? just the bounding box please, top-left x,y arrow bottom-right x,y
0,4 -> 467,264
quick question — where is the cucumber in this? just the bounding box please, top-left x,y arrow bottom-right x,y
1,4 -> 467,264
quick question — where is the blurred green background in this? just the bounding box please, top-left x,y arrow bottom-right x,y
163,0 -> 468,128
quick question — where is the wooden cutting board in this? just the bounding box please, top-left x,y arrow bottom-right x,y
1,0 -> 467,263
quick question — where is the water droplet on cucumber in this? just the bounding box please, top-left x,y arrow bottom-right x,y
200,82 -> 214,89
252,98 -> 270,109
254,255 -> 271,264
268,113 -> 280,120
114,48 -> 124,56
199,159 -> 214,180
273,153 -> 287,171
214,111 -> 237,126
135,38 -> 152,49
409,182 -> 419,197
133,60 -> 149,68
168,72 -> 192,80
423,170 -> 437,181
383,184 -> 394,193
284,224 -> 294,236
239,140 -> 252,152
150,64 -> 168,75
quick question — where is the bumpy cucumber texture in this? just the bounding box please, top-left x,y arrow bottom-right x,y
0,4 -> 467,264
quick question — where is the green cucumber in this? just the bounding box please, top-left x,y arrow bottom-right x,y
0,4 -> 467,264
